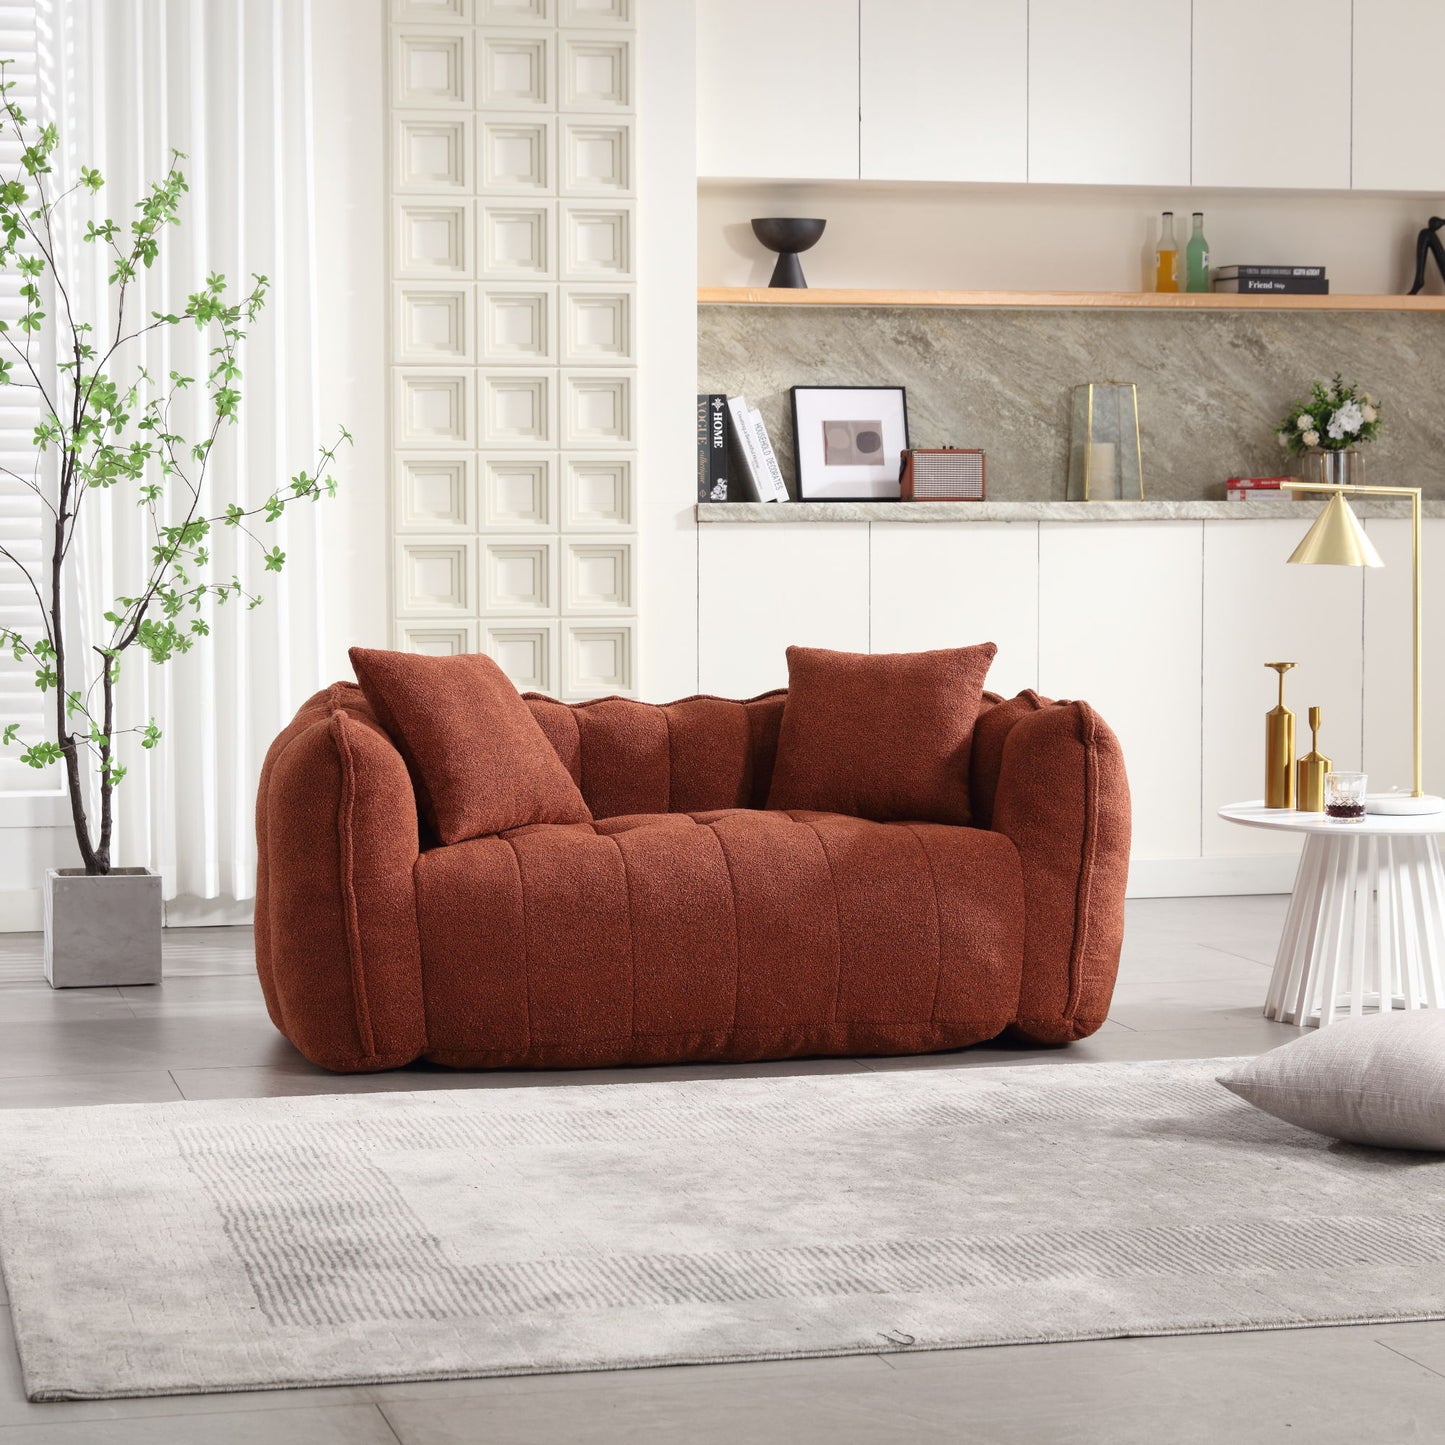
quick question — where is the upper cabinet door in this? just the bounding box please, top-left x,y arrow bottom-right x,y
1028,0 -> 1190,187
696,0 -> 859,181
1352,0 -> 1445,192
860,0 -> 1027,184
1193,0 -> 1350,189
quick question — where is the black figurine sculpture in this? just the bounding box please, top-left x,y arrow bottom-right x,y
751,217 -> 826,289
1408,216 -> 1445,294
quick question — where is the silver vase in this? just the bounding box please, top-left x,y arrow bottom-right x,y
1298,448 -> 1364,489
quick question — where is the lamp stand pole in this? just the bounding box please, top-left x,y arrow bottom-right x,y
1283,480 -> 1441,813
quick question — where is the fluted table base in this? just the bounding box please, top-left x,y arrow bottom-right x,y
1266,832 -> 1445,1027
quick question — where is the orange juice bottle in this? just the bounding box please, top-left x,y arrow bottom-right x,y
1155,211 -> 1179,293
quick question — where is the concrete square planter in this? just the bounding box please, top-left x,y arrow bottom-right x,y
43,868 -> 162,989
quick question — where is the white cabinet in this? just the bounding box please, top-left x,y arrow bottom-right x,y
697,523 -> 869,697
1027,0 -> 1190,187
1193,0 -> 1351,190
859,0 -> 1026,184
1362,519 -> 1445,798
1036,522 -> 1204,862
1200,521 -> 1363,859
1351,2 -> 1445,192
696,0 -> 859,181
870,523 -> 1039,698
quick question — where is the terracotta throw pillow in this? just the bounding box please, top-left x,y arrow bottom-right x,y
350,648 -> 591,843
766,643 -> 998,825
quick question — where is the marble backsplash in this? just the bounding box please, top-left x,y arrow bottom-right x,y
697,305 -> 1445,501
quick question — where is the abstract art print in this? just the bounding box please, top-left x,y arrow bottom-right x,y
791,386 -> 908,500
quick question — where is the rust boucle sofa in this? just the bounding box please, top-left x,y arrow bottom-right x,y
255,683 -> 1130,1073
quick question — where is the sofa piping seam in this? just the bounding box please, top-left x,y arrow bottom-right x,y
501,833 -> 533,1056
905,822 -> 948,1028
705,820 -> 744,1035
799,817 -> 846,1028
328,708 -> 377,1061
1065,703 -> 1102,1023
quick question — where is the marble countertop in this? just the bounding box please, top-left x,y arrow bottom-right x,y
696,498 -> 1445,523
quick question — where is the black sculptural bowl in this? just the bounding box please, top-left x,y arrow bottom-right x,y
751,217 -> 826,288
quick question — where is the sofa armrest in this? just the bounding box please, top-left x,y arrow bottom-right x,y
254,685 -> 426,1071
990,698 -> 1131,1043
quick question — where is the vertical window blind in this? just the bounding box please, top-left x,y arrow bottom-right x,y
0,0 -> 52,794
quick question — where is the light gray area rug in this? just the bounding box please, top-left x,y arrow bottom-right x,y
2,1057 -> 1444,1401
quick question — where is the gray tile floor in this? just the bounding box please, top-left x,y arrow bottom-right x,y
3,895 -> 1445,1442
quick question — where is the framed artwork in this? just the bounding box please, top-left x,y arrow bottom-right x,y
790,385 -> 909,501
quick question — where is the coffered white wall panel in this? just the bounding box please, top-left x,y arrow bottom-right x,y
390,2 -> 636,695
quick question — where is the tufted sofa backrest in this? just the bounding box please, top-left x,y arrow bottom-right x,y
522,688 -> 1014,823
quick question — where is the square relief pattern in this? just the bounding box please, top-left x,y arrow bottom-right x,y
560,120 -> 632,195
396,538 -> 477,615
481,537 -> 558,614
480,115 -> 554,193
483,454 -> 556,529
393,0 -> 471,19
479,33 -> 553,109
398,620 -> 480,656
394,370 -> 475,447
480,285 -> 556,364
394,114 -> 472,192
388,5 -> 638,695
563,621 -> 634,697
562,371 -> 633,447
479,0 -> 551,20
560,203 -> 632,280
560,0 -> 631,23
563,538 -> 633,613
396,454 -> 474,531
394,30 -> 472,108
396,204 -> 471,277
481,370 -> 555,446
395,284 -> 475,363
561,286 -> 631,364
484,619 -> 559,692
561,36 -> 631,110
561,454 -> 632,529
479,202 -> 553,279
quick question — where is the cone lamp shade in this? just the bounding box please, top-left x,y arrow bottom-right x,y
1286,493 -> 1384,569
1283,480 -> 1440,813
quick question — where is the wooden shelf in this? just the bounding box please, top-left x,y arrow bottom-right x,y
698,287 -> 1445,312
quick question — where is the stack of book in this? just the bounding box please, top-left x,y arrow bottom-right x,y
695,392 -> 790,503
1213,265 -> 1328,295
1225,476 -> 1292,502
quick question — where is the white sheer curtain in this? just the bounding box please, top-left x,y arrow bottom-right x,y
43,0 -> 326,922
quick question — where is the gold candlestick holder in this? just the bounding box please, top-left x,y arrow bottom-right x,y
1296,706 -> 1332,813
1265,662 -> 1297,809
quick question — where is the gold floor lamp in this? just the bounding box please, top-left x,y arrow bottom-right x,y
1283,479 -> 1443,814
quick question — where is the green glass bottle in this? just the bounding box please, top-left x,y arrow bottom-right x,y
1185,212 -> 1210,293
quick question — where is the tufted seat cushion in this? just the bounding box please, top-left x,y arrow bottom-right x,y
413,808 -> 1027,1070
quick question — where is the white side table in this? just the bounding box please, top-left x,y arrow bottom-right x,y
1219,802 -> 1445,1028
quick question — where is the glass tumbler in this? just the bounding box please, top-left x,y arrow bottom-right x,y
1324,770 -> 1367,822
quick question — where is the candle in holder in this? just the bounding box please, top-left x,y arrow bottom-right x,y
1085,442 -> 1117,498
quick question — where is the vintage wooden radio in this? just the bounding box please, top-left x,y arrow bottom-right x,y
898,447 -> 986,501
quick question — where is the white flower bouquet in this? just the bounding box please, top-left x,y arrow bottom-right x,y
1276,375 -> 1382,457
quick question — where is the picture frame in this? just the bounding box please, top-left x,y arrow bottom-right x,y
790,385 -> 909,501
